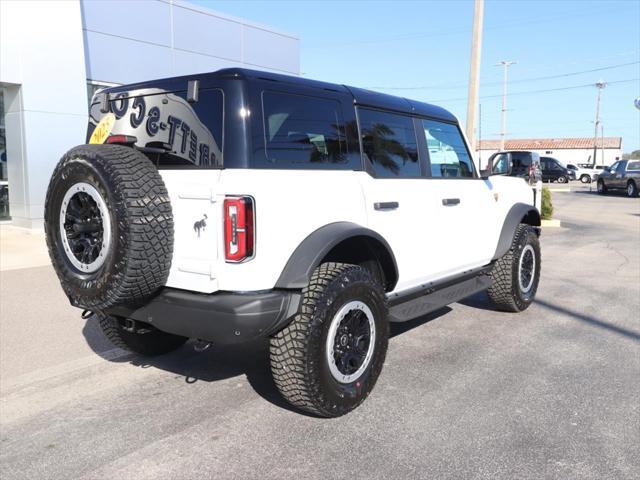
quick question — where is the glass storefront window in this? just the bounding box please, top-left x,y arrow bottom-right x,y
0,88 -> 10,221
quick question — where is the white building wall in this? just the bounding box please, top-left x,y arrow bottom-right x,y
1,0 -> 88,229
0,0 -> 299,229
81,0 -> 300,85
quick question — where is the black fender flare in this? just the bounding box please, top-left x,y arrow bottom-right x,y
275,222 -> 399,290
492,203 -> 541,261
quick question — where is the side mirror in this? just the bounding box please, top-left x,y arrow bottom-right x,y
603,166 -> 611,172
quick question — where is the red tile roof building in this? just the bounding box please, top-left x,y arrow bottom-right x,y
476,137 -> 623,168
478,137 -> 622,151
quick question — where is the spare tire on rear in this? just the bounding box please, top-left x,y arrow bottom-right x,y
44,144 -> 173,310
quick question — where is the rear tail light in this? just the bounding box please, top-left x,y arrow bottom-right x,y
105,134 -> 137,145
224,196 -> 254,263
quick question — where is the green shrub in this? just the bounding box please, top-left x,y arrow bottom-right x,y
541,187 -> 553,220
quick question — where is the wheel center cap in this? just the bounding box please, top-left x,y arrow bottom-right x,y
339,334 -> 349,347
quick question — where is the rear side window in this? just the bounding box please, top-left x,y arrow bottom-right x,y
627,161 -> 640,171
262,91 -> 348,167
422,119 -> 474,178
358,109 -> 419,177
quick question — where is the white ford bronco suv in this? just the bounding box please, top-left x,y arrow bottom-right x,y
45,68 -> 541,417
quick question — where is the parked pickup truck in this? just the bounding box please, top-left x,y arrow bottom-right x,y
44,68 -> 541,417
597,160 -> 640,197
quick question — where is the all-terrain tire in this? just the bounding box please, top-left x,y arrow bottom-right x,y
270,262 -> 388,417
97,313 -> 187,356
44,144 -> 173,310
626,180 -> 638,198
488,224 -> 541,312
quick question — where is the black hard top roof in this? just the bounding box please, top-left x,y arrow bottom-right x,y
106,68 -> 457,122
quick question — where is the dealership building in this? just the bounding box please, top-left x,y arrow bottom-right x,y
0,0 -> 299,228
477,137 -> 623,170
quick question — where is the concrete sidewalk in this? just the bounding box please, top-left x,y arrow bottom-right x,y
0,225 -> 51,271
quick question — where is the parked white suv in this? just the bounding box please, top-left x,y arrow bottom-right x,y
44,69 -> 542,417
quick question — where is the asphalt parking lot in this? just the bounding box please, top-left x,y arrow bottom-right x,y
1,184 -> 639,480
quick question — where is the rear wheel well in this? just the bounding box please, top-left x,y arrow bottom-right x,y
321,236 -> 398,291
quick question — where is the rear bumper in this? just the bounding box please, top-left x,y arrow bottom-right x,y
107,288 -> 301,345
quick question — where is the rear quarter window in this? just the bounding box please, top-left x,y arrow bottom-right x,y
627,161 -> 640,171
259,91 -> 351,169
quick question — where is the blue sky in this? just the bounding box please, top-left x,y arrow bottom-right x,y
196,0 -> 640,152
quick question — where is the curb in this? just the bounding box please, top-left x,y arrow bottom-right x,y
541,219 -> 561,228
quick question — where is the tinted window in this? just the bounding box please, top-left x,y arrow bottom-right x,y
510,152 -> 533,176
423,120 -> 474,178
358,109 -> 419,177
627,161 -> 640,171
262,91 -> 347,167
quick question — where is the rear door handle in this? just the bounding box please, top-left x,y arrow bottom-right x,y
374,201 -> 399,211
442,198 -> 460,206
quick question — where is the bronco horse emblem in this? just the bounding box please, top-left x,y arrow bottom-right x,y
193,214 -> 208,237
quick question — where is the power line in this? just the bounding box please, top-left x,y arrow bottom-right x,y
306,5 -> 638,49
369,61 -> 640,91
425,78 -> 639,103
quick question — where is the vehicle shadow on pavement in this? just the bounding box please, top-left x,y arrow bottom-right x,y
81,307 -> 458,415
81,316 -> 324,416
457,291 -> 496,311
389,307 -> 452,338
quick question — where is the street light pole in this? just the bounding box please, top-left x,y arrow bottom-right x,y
497,60 -> 516,151
465,0 -> 484,155
592,80 -> 606,166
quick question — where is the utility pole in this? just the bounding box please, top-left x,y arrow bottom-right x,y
592,80 -> 606,166
465,0 -> 484,154
600,124 -> 605,165
497,60 -> 516,151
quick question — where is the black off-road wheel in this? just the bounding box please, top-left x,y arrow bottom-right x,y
44,144 -> 173,310
97,313 -> 187,356
488,224 -> 541,312
270,263 -> 389,417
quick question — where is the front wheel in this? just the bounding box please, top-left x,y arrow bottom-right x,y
270,263 -> 388,417
488,224 -> 541,312
597,180 -> 607,194
580,174 -> 591,184
627,181 -> 638,198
